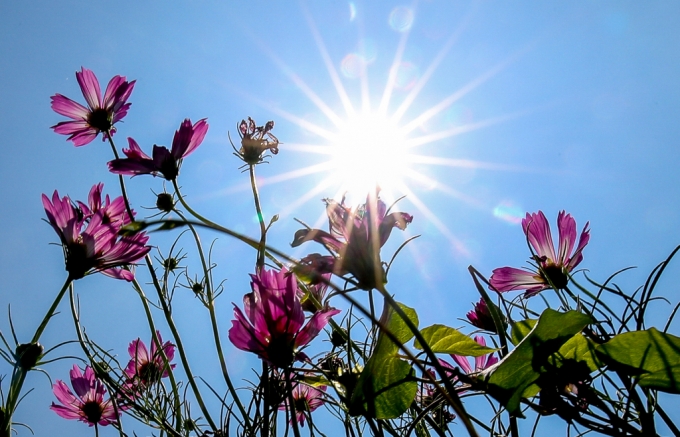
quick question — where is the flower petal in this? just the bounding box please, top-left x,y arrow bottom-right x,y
522,211 -> 556,262
489,266 -> 545,293
50,94 -> 89,119
76,67 -> 102,110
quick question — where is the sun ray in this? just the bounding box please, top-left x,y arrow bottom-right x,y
238,26 -> 345,127
396,183 -> 471,257
403,168 -> 486,208
405,110 -> 529,149
392,2 -> 477,122
408,155 -> 538,173
276,175 -> 338,220
377,8 -> 413,115
401,45 -> 533,134
198,161 -> 335,201
301,3 -> 356,118
283,143 -> 334,156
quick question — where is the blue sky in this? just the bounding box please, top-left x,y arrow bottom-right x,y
2,1 -> 680,435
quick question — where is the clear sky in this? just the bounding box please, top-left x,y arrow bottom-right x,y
2,1 -> 680,436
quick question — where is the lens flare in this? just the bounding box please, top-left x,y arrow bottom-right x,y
493,201 -> 524,224
389,6 -> 414,32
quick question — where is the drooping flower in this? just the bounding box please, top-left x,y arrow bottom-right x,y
228,267 -> 341,368
232,117 -> 279,166
279,381 -> 326,427
42,184 -> 150,281
108,118 -> 208,180
50,365 -> 119,427
489,210 -> 590,297
124,331 -> 175,386
449,336 -> 498,375
51,67 -> 135,146
291,192 -> 413,290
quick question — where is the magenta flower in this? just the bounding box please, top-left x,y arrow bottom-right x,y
279,381 -> 326,427
51,67 -> 135,146
466,299 -> 502,333
228,268 -> 341,368
449,336 -> 499,375
42,184 -> 151,281
490,210 -> 590,297
76,183 -> 130,228
108,118 -> 208,180
124,331 -> 175,386
291,193 -> 413,290
50,365 -> 119,427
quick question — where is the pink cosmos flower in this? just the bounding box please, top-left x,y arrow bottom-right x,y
490,211 -> 590,297
42,184 -> 151,281
291,193 -> 413,290
107,118 -> 208,180
124,331 -> 175,386
50,365 -> 119,427
76,183 -> 130,228
279,381 -> 326,427
449,336 -> 499,375
228,268 -> 341,368
51,67 -> 135,146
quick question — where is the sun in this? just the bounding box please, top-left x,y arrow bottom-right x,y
327,112 -> 411,204
221,3 -> 527,252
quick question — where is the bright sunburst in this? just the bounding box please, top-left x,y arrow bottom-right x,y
225,3 -> 530,253
327,112 -> 410,204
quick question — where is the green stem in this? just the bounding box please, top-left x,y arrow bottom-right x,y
31,277 -> 72,344
131,279 -> 183,430
285,372 -> 301,437
375,284 -> 478,437
1,277 -> 72,437
172,179 -> 222,230
175,210 -> 250,429
104,138 -> 215,432
248,164 -> 267,270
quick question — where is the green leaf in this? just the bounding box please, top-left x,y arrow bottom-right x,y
512,319 -> 601,371
510,319 -> 537,346
372,302 -> 419,358
483,309 -> 593,415
415,324 -> 495,356
348,301 -> 418,419
350,356 -> 417,419
596,328 -> 680,393
551,334 -> 601,372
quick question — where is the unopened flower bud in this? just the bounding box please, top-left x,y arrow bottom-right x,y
191,282 -> 204,295
16,342 -> 44,370
163,257 -> 179,271
156,193 -> 175,212
331,329 -> 346,348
